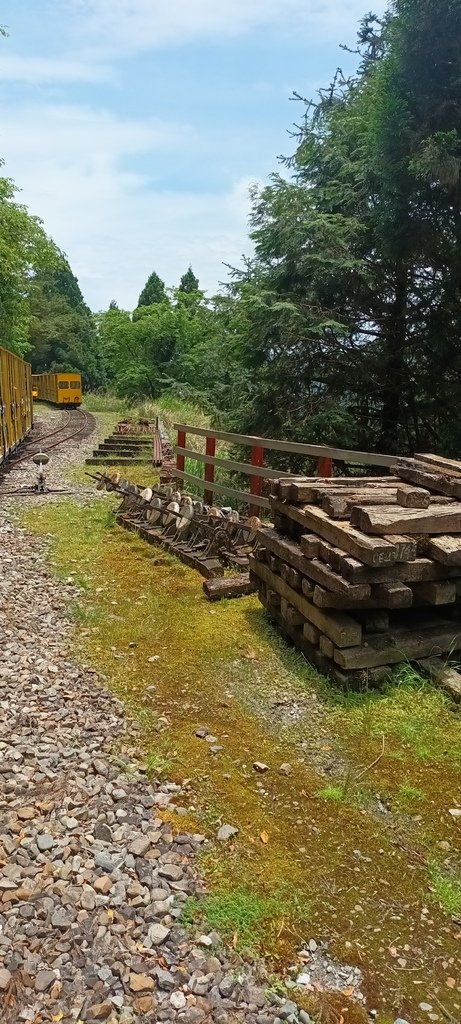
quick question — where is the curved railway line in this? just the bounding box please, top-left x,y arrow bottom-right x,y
7,408 -> 96,467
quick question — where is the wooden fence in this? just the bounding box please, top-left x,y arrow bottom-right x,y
174,423 -> 394,517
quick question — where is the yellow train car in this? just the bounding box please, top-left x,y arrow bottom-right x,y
0,346 -> 33,464
32,372 -> 82,407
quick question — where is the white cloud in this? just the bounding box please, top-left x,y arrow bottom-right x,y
70,0 -> 382,52
1,102 -> 252,308
0,53 -> 112,84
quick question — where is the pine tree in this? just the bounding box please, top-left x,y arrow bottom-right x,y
137,270 -> 166,307
179,266 -> 199,293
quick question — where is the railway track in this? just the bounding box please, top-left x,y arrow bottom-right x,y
8,409 -> 96,467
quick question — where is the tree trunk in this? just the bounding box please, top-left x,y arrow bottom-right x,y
379,263 -> 408,455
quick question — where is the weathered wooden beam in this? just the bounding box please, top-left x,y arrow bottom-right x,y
351,503 -> 461,536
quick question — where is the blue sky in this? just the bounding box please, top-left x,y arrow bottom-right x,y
0,0 -> 385,310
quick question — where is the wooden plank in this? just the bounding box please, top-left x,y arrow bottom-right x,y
312,581 -> 412,611
270,499 -> 399,566
415,453 -> 461,478
412,581 -> 457,606
289,477 -> 398,503
319,636 -> 335,659
393,462 -> 459,498
397,485 -> 431,509
303,621 -> 320,646
280,597 -> 305,628
203,574 -> 257,601
174,446 -> 289,481
259,526 -> 371,598
174,469 -> 270,509
301,533 -> 320,558
352,503 -> 461,536
427,536 -> 461,566
249,556 -> 362,647
175,423 -> 395,467
382,535 -> 417,561
301,578 -> 315,600
372,582 -> 413,609
322,489 -> 404,519
334,623 -> 461,670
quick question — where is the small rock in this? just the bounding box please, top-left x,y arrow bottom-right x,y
94,875 -> 112,894
308,938 -> 317,952
148,923 -> 170,944
198,934 -> 213,947
36,833 -> 55,852
159,864 -> 183,881
448,808 -> 461,818
419,1005 -> 433,1013
94,822 -> 112,843
35,969 -> 56,993
279,1001 -> 298,1019
155,968 -> 176,991
170,991 -> 187,1009
296,973 -> 311,986
219,975 -> 235,998
93,759 -> 109,777
0,968 -> 12,990
253,762 -> 269,773
217,824 -> 239,842
279,763 -> 292,776
130,972 -> 155,992
195,727 -> 209,738
17,806 -> 35,820
87,1001 -> 113,1020
51,907 -> 75,929
95,851 -> 115,871
129,836 -> 151,857
299,1013 -> 312,1024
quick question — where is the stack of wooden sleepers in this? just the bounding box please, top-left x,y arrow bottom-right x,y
249,453 -> 461,687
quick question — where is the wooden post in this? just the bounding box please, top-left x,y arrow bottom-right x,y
176,425 -> 185,473
317,456 -> 333,478
204,435 -> 216,504
250,445 -> 264,516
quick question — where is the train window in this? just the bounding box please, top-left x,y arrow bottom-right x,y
58,381 -> 69,388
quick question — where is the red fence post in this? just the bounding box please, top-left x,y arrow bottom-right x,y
204,435 -> 216,505
317,456 -> 333,478
249,445 -> 264,517
177,429 -> 186,474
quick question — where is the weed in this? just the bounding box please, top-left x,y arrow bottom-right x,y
397,782 -> 425,802
145,751 -> 172,778
428,861 -> 461,916
315,784 -> 345,802
182,887 -> 298,953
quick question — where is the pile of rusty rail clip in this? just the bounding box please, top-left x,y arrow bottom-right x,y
89,471 -> 261,598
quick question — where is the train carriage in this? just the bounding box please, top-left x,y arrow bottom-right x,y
0,346 -> 33,464
32,372 -> 82,407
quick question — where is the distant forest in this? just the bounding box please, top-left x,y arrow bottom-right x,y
2,0 -> 461,456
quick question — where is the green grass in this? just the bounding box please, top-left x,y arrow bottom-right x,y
397,782 -> 425,803
332,666 -> 461,768
428,861 -> 461,916
145,751 -> 172,778
183,886 -> 300,953
315,784 -> 346,802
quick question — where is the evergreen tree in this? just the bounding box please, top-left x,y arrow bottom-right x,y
27,261 -> 106,390
137,270 -> 166,307
227,0 -> 461,456
179,266 -> 199,293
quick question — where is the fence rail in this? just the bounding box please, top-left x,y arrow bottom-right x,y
174,422 -> 394,516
